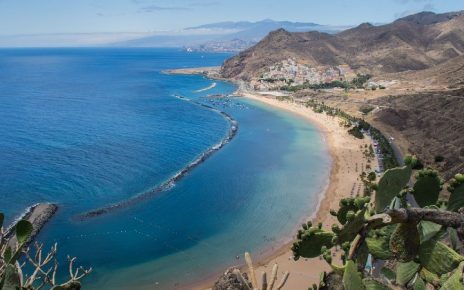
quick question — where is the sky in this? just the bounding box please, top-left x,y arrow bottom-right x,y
0,0 -> 463,47
1,0 -> 463,35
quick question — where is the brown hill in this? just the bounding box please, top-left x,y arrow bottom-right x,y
381,54 -> 464,89
370,88 -> 464,179
221,11 -> 464,80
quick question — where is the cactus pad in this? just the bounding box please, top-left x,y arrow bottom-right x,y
419,267 -> 440,285
362,278 -> 391,290
15,220 -> 33,245
412,277 -> 426,290
292,226 -> 334,260
418,220 -> 442,243
343,260 -> 364,290
396,261 -> 420,286
447,173 -> 464,212
333,208 -> 367,244
419,239 -> 464,276
389,222 -> 420,262
366,226 -> 395,260
375,166 -> 411,212
412,169 -> 442,207
334,197 -> 370,225
440,261 -> 464,290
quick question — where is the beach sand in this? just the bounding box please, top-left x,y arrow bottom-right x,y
224,91 -> 378,289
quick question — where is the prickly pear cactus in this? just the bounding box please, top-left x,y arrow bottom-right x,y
380,267 -> 396,282
365,225 -> 395,260
396,261 -> 420,286
412,169 -> 442,207
419,267 -> 440,285
362,278 -> 391,290
447,173 -> 464,212
331,197 -> 370,225
419,239 -> 464,276
440,261 -> 464,290
13,219 -> 33,247
418,220 -> 442,243
412,277 -> 426,290
375,166 -> 411,212
332,208 -> 367,244
292,222 -> 335,260
342,261 -> 364,290
389,222 -> 420,262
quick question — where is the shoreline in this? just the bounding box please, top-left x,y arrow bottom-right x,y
228,92 -> 375,289
191,91 -> 373,289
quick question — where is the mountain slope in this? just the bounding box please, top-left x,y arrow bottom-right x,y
370,88 -> 464,179
381,54 -> 464,89
114,20 -> 347,49
221,11 -> 464,80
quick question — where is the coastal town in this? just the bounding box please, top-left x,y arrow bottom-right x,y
250,58 -> 358,90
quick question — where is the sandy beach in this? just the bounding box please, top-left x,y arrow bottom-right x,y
218,91 -> 377,289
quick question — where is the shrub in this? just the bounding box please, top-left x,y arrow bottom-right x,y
434,155 -> 445,163
348,127 -> 364,139
359,105 -> 374,115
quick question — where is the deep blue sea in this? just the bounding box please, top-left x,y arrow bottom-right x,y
0,48 -> 331,289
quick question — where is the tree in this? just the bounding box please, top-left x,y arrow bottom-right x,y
435,155 -> 445,163
367,172 -> 377,182
292,156 -> 464,289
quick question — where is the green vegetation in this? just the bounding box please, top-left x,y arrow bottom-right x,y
412,169 -> 443,208
367,172 -> 376,182
434,155 -> 445,163
304,99 -> 399,170
0,214 -> 91,290
359,105 -> 375,115
292,157 -> 464,290
351,74 -> 372,89
279,74 -> 372,92
405,155 -> 425,170
348,126 -> 364,139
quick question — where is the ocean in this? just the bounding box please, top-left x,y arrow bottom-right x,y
0,48 -> 331,289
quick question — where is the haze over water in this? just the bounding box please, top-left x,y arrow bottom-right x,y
0,48 -> 330,289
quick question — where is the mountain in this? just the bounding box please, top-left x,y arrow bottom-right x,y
113,20 -> 348,50
370,88 -> 464,179
382,54 -> 464,89
221,11 -> 464,80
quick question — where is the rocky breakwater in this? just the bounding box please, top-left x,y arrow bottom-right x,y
5,203 -> 58,246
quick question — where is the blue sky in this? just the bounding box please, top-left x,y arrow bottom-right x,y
0,0 -> 463,35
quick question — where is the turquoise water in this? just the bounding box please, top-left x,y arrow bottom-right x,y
0,48 -> 331,289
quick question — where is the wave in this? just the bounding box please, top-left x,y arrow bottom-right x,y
4,203 -> 40,237
194,82 -> 216,93
74,95 -> 238,222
